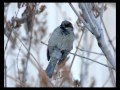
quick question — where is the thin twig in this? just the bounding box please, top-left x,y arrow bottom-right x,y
16,44 -> 22,84
86,31 -> 94,58
89,53 -> 102,65
15,33 -> 42,70
102,74 -> 110,87
69,3 -> 91,32
22,4 -> 36,82
69,31 -> 84,71
106,60 -> 116,86
22,28 -> 33,82
101,16 -> 116,53
5,19 -> 54,87
12,32 -> 54,87
41,41 -> 115,70
99,5 -> 116,86
16,44 -> 22,71
4,8 -> 20,87
4,26 -> 13,55
80,31 -> 89,87
80,47 -> 85,87
74,3 -> 116,70
69,3 -> 116,70
4,7 -> 53,87
4,21 -> 12,88
70,52 -> 115,70
4,7 -> 20,54
4,58 -> 7,87
77,47 -> 104,56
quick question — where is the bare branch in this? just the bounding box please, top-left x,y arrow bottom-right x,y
102,74 -> 110,87
75,3 -> 116,70
101,17 -> 116,53
70,52 -> 115,70
16,44 -> 22,83
69,30 -> 84,72
41,41 -> 115,70
77,47 -> 104,56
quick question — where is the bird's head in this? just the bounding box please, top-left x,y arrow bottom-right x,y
60,20 -> 73,30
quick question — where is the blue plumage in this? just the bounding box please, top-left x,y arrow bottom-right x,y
46,20 -> 75,78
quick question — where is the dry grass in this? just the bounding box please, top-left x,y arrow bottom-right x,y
39,69 -> 54,87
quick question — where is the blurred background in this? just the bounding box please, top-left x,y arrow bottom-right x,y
4,3 -> 116,87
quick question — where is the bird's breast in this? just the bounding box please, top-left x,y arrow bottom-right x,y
57,31 -> 74,51
48,27 -> 75,53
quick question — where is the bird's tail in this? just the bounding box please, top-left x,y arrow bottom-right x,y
46,57 -> 58,78
46,48 -> 62,78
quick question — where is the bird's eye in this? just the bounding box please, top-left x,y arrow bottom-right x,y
65,23 -> 71,27
65,24 -> 68,27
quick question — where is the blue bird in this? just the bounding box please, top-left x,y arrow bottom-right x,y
46,20 -> 75,78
